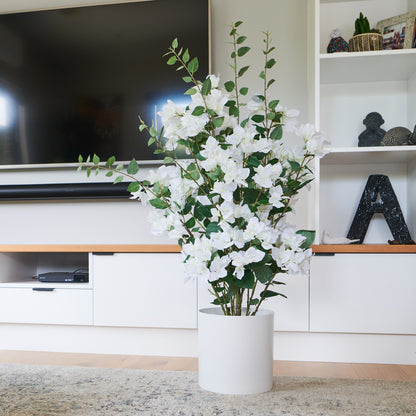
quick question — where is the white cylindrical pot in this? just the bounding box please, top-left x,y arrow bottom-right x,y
198,307 -> 274,394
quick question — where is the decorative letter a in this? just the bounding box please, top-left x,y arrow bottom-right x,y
347,174 -> 412,244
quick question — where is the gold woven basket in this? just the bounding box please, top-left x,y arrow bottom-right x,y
349,33 -> 383,52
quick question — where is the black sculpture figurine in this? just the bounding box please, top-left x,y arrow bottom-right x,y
358,112 -> 386,147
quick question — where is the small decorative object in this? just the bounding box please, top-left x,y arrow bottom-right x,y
78,22 -> 327,394
376,11 -> 416,50
380,125 -> 416,146
327,29 -> 349,53
322,230 -> 360,245
358,112 -> 386,147
347,174 -> 413,244
349,12 -> 382,52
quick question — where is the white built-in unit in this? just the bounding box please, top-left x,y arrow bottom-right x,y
0,0 -> 416,365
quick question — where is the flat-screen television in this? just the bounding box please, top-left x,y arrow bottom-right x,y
0,0 -> 209,166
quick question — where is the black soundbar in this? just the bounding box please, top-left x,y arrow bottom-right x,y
0,182 -> 132,200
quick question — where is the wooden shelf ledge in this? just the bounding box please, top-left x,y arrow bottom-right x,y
312,244 -> 416,254
0,244 -> 182,253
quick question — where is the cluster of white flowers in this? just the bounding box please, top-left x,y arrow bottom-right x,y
131,73 -> 327,288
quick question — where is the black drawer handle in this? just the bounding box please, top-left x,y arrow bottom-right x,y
32,287 -> 55,292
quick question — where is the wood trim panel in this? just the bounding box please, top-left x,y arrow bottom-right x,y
312,244 -> 416,254
0,244 -> 182,253
1,244 -> 415,254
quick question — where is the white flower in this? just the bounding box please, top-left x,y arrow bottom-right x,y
229,247 -> 265,279
178,112 -> 209,138
221,159 -> 250,185
269,185 -> 285,208
253,163 -> 282,188
297,123 -> 330,157
209,254 -> 230,280
212,181 -> 236,202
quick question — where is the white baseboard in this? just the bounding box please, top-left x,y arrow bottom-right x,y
0,324 -> 415,365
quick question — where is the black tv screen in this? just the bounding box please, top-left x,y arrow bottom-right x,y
0,0 -> 209,166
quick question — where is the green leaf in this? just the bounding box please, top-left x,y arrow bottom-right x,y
93,154 -> 100,165
167,55 -> 177,65
113,175 -> 124,184
224,81 -> 235,92
192,106 -> 205,116
116,164 -> 123,171
171,38 -> 178,49
247,155 -> 261,168
237,46 -> 250,57
234,270 -> 255,289
205,221 -> 222,238
182,49 -> 190,63
297,230 -> 316,249
76,166 -> 82,172
149,198 -> 169,209
185,217 -> 196,228
149,126 -> 158,137
241,118 -> 249,127
289,160 -> 301,172
238,65 -> 249,77
248,263 -> 273,284
105,171 -> 113,177
259,70 -> 265,80
164,156 -> 174,164
127,182 -> 140,193
267,79 -> 276,89
252,114 -> 264,123
86,167 -> 91,177
106,156 -> 116,167
139,123 -> 146,132
236,35 -> 247,44
148,137 -> 156,146
234,21 -> 243,27
182,76 -> 192,83
185,87 -> 197,95
265,58 -> 276,69
213,117 -> 224,128
86,155 -> 91,163
270,125 -> 283,140
249,298 -> 259,305
260,290 -> 285,299
78,155 -> 83,163
187,57 -> 199,73
201,77 -> 212,96
269,100 -> 279,110
239,87 -> 248,96
127,159 -> 139,175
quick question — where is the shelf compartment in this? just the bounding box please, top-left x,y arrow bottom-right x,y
320,49 -> 416,84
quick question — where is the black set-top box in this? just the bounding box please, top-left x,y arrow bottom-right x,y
38,272 -> 89,283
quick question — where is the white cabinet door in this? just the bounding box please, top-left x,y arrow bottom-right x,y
310,254 -> 416,334
93,253 -> 197,328
198,273 -> 309,332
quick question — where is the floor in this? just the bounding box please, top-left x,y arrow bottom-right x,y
0,350 -> 415,380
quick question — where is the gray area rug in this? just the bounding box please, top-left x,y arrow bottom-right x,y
0,363 -> 415,415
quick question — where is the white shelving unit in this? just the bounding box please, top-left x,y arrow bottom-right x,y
309,0 -> 416,338
312,0 -> 416,244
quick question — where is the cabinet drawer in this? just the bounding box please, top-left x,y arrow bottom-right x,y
310,254 -> 416,334
0,288 -> 93,325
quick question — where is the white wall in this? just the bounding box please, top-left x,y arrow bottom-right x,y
0,0 -> 309,243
